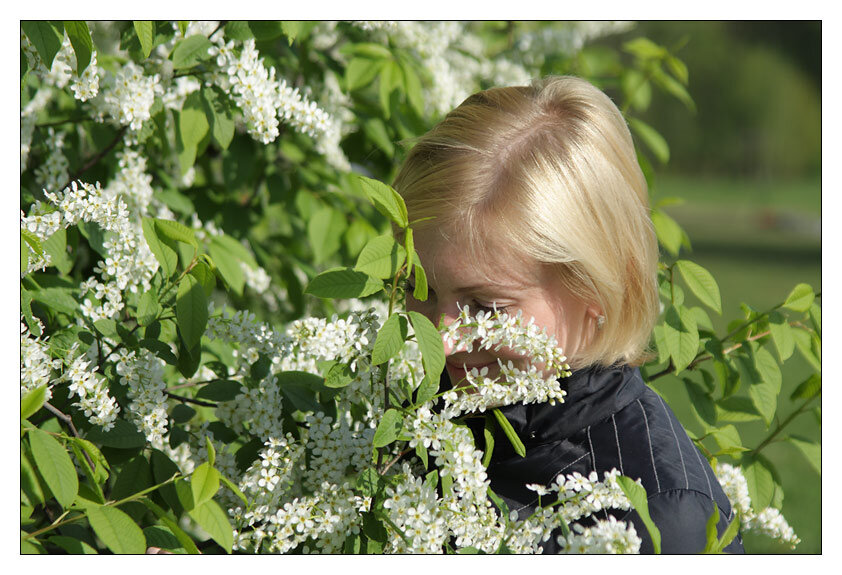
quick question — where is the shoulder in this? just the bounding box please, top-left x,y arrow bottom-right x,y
620,488 -> 744,554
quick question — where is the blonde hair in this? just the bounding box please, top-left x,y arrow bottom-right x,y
392,75 -> 659,367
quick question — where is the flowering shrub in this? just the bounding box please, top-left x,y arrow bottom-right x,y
21,21 -> 819,555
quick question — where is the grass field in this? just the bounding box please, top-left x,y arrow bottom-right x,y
649,174 -> 821,554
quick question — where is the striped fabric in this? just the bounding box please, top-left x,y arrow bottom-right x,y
460,365 -> 744,554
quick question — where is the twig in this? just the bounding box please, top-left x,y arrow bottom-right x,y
55,126 -> 128,194
380,449 -> 412,476
752,394 -> 819,456
165,392 -> 217,408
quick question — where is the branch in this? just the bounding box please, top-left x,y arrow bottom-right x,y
165,392 -> 217,408
43,402 -> 94,469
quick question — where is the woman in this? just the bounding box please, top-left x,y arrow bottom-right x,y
393,75 -> 743,554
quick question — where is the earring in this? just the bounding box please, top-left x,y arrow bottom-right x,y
596,315 -> 605,330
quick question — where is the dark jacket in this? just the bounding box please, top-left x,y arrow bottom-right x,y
456,364 -> 745,554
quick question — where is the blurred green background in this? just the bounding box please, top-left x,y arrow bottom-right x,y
615,22 -> 821,553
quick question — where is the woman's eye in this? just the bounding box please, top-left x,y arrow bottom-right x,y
474,301 -> 507,313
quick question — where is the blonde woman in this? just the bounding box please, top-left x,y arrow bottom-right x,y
393,76 -> 743,554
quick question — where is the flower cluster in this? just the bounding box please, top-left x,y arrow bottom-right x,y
557,515 -> 642,554
64,349 -> 120,431
715,463 -> 800,548
114,348 -> 169,447
98,61 -> 162,132
34,128 -> 69,194
439,306 -> 570,416
20,319 -> 60,399
21,30 -> 101,101
303,412 -> 374,491
214,376 -> 286,442
211,38 -> 332,144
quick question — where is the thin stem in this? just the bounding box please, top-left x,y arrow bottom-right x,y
380,449 -> 412,476
166,392 -> 217,408
752,395 -> 819,456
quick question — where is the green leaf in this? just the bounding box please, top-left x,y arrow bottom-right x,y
22,21 -> 64,70
684,378 -> 716,427
305,267 -> 384,299
171,34 -> 213,69
21,385 -> 48,421
379,59 -> 400,119
42,227 -> 73,275
790,373 -> 821,401
413,374 -> 439,407
201,86 -> 235,150
208,238 -> 244,296
752,344 -> 781,391
714,507 -> 742,553
31,287 -> 78,316
324,362 -> 355,389
178,21 -> 189,36
142,217 -> 178,278
482,415 -> 496,468
247,21 -> 283,41
48,535 -> 97,554
407,311 -> 445,380
188,499 -> 233,552
675,260 -> 721,315
155,219 -> 198,249
275,371 -> 324,413
492,409 -> 525,458
398,54 -> 425,116
280,21 -> 301,45
86,418 -> 145,449
178,92 -> 210,174
307,205 -> 347,264
709,424 -> 746,455
355,175 -> 409,228
28,428 -> 78,509
715,396 -> 761,423
87,505 -> 147,554
64,21 -> 93,74
782,283 -> 815,312
792,328 -> 821,372
191,462 -> 220,506
629,117 -> 669,163
196,380 -> 242,401
140,498 -> 200,554
809,301 -> 821,337
651,209 -> 683,256
767,311 -> 795,362
617,476 -> 661,554
749,377 -> 778,427
662,305 -> 699,374
372,313 -> 409,365
413,262 -> 429,301
787,436 -> 820,475
137,289 -> 161,326
346,57 -> 384,91
176,274 -> 208,351
111,455 -> 153,501
703,503 -> 720,553
363,117 -> 396,158
743,456 -> 774,510
372,408 -> 403,448
219,473 -> 249,506
623,37 -> 667,59
355,235 -> 406,280
133,21 -> 154,58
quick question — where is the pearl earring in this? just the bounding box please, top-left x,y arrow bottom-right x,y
596,315 -> 605,329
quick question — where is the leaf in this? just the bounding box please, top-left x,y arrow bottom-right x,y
675,260 -> 721,314
363,117 -> 395,158
372,313 -> 408,365
408,311 -> 445,380
751,344 -> 781,391
155,219 -> 198,249
142,217 -> 178,278
715,396 -> 761,423
372,408 -> 403,448
176,274 -> 208,351
714,507 -> 742,553
768,311 -> 795,362
703,503 -> 720,553
324,362 -> 354,389
86,419 -> 145,449
196,380 -> 242,401
31,287 -> 78,316
247,21 -> 283,41
305,267 -> 384,299
188,500 -> 233,553
280,21 -> 301,45
86,505 -> 147,554
651,209 -> 683,256
275,371 -> 324,413
137,289 -> 161,327
307,205 -> 347,264
482,415 -> 496,468
492,409 -> 525,458
346,57 -> 384,91
22,21 -> 64,70
413,262 -> 429,301
178,92 -> 210,174
355,235 -> 406,280
178,21 -> 189,36
414,374 -> 439,407
743,456 -> 774,510
749,378 -> 778,427
48,535 -> 97,554
623,37 -> 667,59
787,436 -> 821,475
111,455 -> 153,501
379,59 -> 400,119
201,86 -> 235,150
629,117 -> 669,163
171,34 -> 213,69
191,462 -> 220,506
684,378 -> 716,427
617,476 -> 661,554
140,498 -> 200,554
21,385 -> 48,421
133,21 -> 154,58
28,428 -> 78,509
208,238 -> 244,296
355,175 -> 408,228
219,473 -> 249,506
790,373 -> 821,401
64,21 -> 93,74
782,283 -> 815,312
662,305 -> 699,374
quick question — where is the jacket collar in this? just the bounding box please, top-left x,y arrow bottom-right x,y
449,364 -> 648,448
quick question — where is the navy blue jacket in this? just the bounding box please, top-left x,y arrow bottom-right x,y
458,365 -> 745,554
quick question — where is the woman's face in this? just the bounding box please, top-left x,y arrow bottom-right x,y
406,226 -> 599,385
